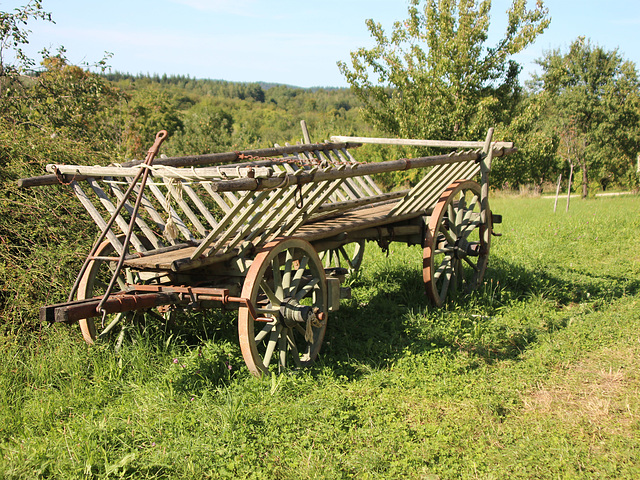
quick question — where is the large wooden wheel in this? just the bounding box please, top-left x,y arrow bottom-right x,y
238,237 -> 328,377
424,180 -> 490,306
77,239 -> 134,345
321,240 -> 365,276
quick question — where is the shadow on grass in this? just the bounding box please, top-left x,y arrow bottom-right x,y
316,255 -> 640,379
108,254 -> 640,386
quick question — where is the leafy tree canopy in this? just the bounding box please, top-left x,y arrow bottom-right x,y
338,0 -> 550,142
532,37 -> 640,195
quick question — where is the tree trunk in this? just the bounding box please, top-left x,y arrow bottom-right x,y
581,160 -> 588,199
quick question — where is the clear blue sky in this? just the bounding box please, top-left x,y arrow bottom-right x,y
2,0 -> 639,87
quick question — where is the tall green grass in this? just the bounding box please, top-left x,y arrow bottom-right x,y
1,195 -> 639,478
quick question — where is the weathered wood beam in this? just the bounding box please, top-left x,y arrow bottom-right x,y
330,135 -> 514,149
17,141 -> 362,188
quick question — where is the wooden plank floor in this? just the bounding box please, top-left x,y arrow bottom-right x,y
295,202 -> 422,242
123,201 -> 423,272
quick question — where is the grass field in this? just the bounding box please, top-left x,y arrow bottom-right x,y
1,194 -> 639,479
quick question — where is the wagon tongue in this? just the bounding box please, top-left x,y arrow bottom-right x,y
40,292 -> 179,325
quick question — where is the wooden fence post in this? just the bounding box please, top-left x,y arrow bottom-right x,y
554,174 -> 562,213
566,164 -> 574,212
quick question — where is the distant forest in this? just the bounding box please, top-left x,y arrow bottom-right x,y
100,72 -> 375,159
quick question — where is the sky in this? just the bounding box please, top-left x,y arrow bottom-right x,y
2,0 -> 640,88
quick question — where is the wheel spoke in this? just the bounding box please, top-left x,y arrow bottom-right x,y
97,312 -> 125,337
286,328 -> 302,367
441,226 -> 457,246
278,332 -> 287,371
463,256 -> 479,271
263,325 -> 281,368
295,277 -> 319,301
439,267 -> 452,300
458,194 -> 467,212
260,279 -> 281,306
467,194 -> 479,213
289,256 -> 309,296
282,250 -> 294,295
433,255 -> 452,280
453,259 -> 463,289
447,204 -> 456,236
294,323 -> 307,337
256,306 -> 280,315
459,219 -> 482,240
255,322 -> 275,342
455,200 -> 465,227
338,246 -> 354,270
272,254 -> 283,299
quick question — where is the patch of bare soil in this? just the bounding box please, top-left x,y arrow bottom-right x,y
522,346 -> 640,437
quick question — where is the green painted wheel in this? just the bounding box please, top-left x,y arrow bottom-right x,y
321,240 -> 365,275
424,180 -> 490,306
238,238 -> 328,377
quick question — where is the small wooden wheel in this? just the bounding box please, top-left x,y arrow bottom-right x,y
321,240 -> 365,275
238,237 -> 328,377
424,180 -> 490,306
77,239 -> 132,344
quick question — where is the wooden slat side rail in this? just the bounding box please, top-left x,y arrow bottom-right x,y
255,170 -> 348,246
340,147 -> 384,195
202,183 -> 232,214
190,190 -> 260,259
219,186 -> 293,255
46,164 -> 275,180
309,147 -> 362,201
390,160 -> 480,216
87,178 -> 147,253
283,176 -> 352,238
142,181 -> 195,242
107,180 -> 164,250
70,180 -> 124,255
237,173 -> 337,252
114,180 -> 176,246
329,148 -> 376,197
163,179 -> 208,237
17,142 -> 363,188
180,182 -> 219,229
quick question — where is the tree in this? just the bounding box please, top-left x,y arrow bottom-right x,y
24,53 -> 124,146
0,0 -> 52,76
492,90 -> 560,190
120,88 -> 184,159
166,100 -> 234,156
534,37 -> 640,197
338,0 -> 550,141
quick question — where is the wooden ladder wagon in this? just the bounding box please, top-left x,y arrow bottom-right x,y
19,127 -> 515,376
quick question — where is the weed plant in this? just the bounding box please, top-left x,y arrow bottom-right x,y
1,195 -> 639,478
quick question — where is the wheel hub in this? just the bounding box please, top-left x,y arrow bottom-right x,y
453,238 -> 482,259
279,298 -> 322,329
